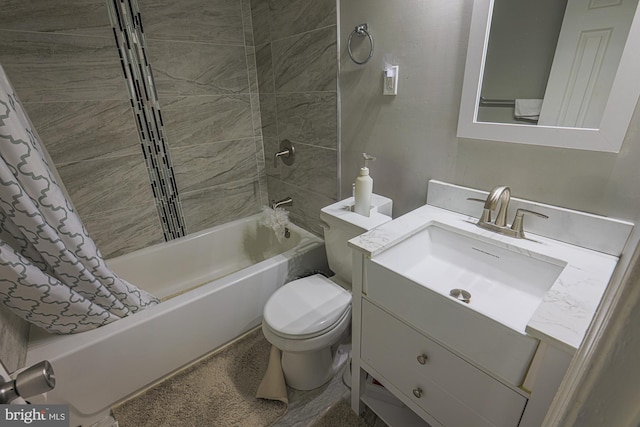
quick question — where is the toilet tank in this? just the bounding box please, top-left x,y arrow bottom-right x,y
320,195 -> 392,285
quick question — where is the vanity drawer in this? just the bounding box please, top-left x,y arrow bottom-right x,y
361,301 -> 527,427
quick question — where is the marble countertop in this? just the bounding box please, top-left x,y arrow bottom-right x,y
349,204 -> 620,355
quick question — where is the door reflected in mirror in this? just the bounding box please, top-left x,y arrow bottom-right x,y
457,0 -> 640,152
478,0 -> 638,129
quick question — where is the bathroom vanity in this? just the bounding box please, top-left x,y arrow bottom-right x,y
348,181 -> 632,427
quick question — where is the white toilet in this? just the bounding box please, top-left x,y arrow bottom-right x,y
262,195 -> 392,390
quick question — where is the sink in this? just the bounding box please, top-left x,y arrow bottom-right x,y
366,220 -> 568,384
374,222 -> 566,333
352,183 -> 625,385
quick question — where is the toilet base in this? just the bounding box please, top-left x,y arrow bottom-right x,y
281,347 -> 334,390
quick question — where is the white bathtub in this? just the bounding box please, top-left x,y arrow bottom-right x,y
26,214 -> 328,426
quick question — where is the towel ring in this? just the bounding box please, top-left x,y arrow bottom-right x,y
348,23 -> 374,65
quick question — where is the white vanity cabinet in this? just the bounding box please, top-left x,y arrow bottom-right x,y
361,301 -> 527,427
350,253 -> 572,427
365,257 -> 539,386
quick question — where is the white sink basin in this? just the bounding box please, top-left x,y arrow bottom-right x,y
366,220 -> 569,384
374,222 -> 566,333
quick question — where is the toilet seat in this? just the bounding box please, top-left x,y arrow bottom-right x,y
263,274 -> 351,340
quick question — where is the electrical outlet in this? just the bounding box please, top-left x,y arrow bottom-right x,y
383,65 -> 399,95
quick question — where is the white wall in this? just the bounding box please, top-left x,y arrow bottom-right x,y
340,0 -> 640,224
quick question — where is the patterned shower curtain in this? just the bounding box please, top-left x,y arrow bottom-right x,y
0,65 -> 159,334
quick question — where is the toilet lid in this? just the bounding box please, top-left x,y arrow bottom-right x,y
264,274 -> 352,338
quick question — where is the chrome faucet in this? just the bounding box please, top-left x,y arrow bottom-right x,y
271,197 -> 293,210
469,185 -> 548,239
479,185 -> 511,227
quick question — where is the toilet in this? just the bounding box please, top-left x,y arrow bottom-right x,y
262,195 -> 392,390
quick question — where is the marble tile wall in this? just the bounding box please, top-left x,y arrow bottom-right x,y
251,0 -> 338,235
139,0 -> 268,234
109,0 -> 186,241
0,0 -> 269,253
0,0 -> 165,262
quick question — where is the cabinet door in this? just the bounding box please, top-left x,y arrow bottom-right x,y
361,301 -> 527,427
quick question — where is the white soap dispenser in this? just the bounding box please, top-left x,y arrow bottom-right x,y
354,153 -> 375,216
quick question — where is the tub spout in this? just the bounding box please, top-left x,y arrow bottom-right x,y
271,197 -> 293,210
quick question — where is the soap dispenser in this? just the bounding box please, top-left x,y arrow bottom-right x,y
354,153 -> 375,216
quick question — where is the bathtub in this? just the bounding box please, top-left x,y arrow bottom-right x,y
25,214 -> 328,426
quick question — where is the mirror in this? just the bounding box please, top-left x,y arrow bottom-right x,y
458,0 -> 640,152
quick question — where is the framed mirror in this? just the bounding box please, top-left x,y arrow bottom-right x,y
458,0 -> 640,153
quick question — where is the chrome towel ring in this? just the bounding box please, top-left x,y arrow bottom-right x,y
348,23 -> 374,65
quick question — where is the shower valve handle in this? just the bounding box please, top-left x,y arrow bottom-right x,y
274,140 -> 295,168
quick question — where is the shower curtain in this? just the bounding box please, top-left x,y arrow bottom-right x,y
0,64 -> 159,334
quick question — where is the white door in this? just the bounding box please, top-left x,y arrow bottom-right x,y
538,0 -> 638,128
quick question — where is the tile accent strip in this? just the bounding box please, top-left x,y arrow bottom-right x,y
107,0 -> 186,240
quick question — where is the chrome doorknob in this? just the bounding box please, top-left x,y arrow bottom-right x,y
0,360 -> 55,404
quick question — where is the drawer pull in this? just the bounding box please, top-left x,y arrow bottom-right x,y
412,388 -> 423,398
416,354 -> 428,365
